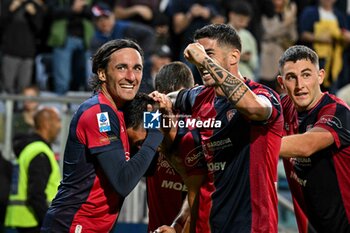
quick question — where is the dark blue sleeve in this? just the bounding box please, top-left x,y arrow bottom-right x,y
175,86 -> 203,114
96,129 -> 163,197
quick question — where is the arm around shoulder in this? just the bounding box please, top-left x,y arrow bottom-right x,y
280,127 -> 334,158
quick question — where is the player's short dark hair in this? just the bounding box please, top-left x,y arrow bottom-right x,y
90,39 -> 144,91
155,61 -> 194,94
123,93 -> 159,130
278,45 -> 319,75
194,24 -> 242,52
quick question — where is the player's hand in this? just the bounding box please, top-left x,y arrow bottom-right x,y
149,91 -> 175,136
153,225 -> 176,233
149,91 -> 173,110
184,42 -> 207,67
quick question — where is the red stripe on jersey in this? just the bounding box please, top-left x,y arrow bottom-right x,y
147,154 -> 185,232
283,159 -> 310,233
197,176 -> 214,233
333,147 -> 350,221
69,168 -> 121,232
249,119 -> 281,233
192,88 -> 216,232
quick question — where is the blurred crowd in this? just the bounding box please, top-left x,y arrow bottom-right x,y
0,0 -> 350,99
1,1 -> 350,232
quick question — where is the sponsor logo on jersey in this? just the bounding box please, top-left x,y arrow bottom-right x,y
203,138 -> 233,152
290,157 -> 312,167
317,115 -> 343,129
207,162 -> 226,172
161,180 -> 188,191
290,171 -> 307,187
184,146 -> 204,167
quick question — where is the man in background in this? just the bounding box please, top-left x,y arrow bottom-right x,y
5,107 -> 62,233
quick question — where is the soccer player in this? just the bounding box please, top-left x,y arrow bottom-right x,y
154,62 -> 207,233
126,62 -> 207,233
123,91 -> 206,233
155,23 -> 283,233
41,39 -> 163,232
277,45 -> 350,233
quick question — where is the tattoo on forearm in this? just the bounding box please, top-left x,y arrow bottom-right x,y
227,82 -> 248,105
202,57 -> 248,105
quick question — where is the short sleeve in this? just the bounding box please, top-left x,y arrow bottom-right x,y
314,103 -> 350,148
76,104 -> 122,155
253,86 -> 282,124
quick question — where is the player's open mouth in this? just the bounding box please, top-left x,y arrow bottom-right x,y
294,92 -> 309,100
198,66 -> 210,75
295,92 -> 308,97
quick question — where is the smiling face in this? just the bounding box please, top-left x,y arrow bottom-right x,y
196,38 -> 233,87
278,59 -> 324,112
100,48 -> 143,108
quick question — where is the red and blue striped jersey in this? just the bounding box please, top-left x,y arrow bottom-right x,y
282,93 -> 350,233
42,92 -> 129,233
175,79 -> 283,233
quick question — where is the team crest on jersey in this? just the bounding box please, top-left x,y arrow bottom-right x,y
157,153 -> 175,175
97,112 -> 111,132
226,109 -> 237,122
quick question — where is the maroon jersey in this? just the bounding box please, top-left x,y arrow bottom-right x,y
282,93 -> 350,233
147,153 -> 186,232
147,126 -> 206,231
176,79 -> 283,233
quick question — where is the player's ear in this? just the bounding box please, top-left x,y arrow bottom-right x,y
97,69 -> 106,82
277,75 -> 284,89
229,48 -> 240,66
318,69 -> 325,85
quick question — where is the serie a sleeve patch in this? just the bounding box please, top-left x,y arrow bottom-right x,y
96,112 -> 111,132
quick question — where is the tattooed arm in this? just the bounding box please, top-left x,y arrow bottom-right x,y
184,42 -> 272,121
